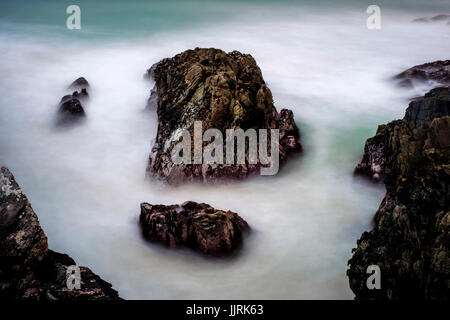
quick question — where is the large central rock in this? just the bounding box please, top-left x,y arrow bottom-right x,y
145,48 -> 301,184
349,87 -> 450,300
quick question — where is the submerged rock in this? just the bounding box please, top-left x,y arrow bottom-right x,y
145,48 -> 301,184
56,78 -> 90,126
394,60 -> 450,89
348,87 -> 450,300
412,14 -> 450,23
0,166 -> 120,300
139,201 -> 249,256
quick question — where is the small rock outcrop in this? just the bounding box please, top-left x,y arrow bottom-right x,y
69,77 -> 90,90
349,87 -> 450,300
412,14 -> 450,24
394,60 -> 450,89
145,48 -> 301,184
0,166 -> 120,300
139,201 -> 249,256
56,77 -> 90,126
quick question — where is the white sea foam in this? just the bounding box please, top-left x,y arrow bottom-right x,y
0,3 -> 449,299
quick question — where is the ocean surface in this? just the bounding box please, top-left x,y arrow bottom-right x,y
0,0 -> 449,299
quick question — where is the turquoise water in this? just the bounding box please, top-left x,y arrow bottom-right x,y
0,1 -> 449,299
1,0 -> 449,41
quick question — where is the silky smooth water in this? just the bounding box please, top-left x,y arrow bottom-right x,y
0,0 -> 449,299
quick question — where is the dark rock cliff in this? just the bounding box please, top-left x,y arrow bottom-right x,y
0,166 -> 120,300
349,87 -> 450,299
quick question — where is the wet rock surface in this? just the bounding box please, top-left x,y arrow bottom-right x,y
145,48 -> 301,184
56,77 -> 90,126
349,87 -> 450,299
140,201 -> 249,256
394,60 -> 450,89
0,166 -> 120,300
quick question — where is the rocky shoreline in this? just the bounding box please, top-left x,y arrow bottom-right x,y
0,166 -> 120,300
348,86 -> 450,299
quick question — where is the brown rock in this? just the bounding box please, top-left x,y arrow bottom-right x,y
139,201 -> 249,256
145,48 -> 301,184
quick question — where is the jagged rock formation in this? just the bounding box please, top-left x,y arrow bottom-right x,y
56,77 -> 90,126
140,201 -> 249,256
145,48 -> 301,184
348,87 -> 450,300
0,166 -> 120,300
394,60 -> 450,89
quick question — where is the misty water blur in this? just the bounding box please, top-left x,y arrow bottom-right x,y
0,0 -> 449,298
